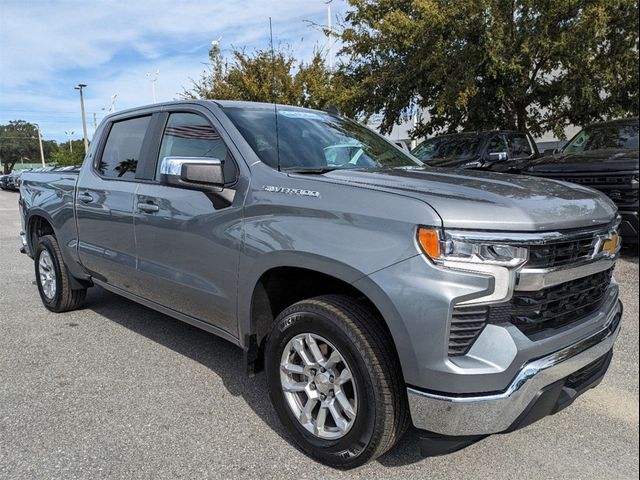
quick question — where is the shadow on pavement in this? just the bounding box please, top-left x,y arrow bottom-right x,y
82,286 -> 426,468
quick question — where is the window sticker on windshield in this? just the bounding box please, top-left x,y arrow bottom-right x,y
279,111 -> 325,120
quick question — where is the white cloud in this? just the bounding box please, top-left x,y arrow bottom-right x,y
0,0 -> 346,141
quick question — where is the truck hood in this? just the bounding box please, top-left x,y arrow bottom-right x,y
315,167 -> 617,231
526,149 -> 639,174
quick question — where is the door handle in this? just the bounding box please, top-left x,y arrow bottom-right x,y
137,202 -> 159,213
78,192 -> 94,203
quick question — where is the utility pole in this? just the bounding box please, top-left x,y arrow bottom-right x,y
34,124 -> 45,167
146,70 -> 159,103
93,112 -> 98,135
75,83 -> 89,153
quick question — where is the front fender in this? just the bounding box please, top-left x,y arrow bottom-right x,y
237,250 -> 375,343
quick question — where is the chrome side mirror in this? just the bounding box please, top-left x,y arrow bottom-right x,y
488,151 -> 508,162
160,157 -> 225,189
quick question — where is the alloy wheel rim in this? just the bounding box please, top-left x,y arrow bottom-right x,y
280,332 -> 358,440
38,250 -> 56,300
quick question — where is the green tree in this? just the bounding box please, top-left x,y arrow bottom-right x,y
183,44 -> 343,110
0,120 -> 39,173
51,140 -> 85,166
338,0 -> 639,138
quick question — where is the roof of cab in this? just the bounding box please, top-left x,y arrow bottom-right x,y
101,99 -> 328,123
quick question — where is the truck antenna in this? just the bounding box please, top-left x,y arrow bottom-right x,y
269,17 -> 282,172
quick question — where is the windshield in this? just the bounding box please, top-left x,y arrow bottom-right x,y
224,107 -> 421,171
411,135 -> 481,162
563,122 -> 639,153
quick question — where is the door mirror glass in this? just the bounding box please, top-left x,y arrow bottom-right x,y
160,157 -> 225,189
488,151 -> 508,162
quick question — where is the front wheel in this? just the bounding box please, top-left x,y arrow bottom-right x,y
265,295 -> 408,469
34,235 -> 86,312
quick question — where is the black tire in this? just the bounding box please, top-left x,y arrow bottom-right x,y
34,234 -> 86,312
265,295 -> 409,469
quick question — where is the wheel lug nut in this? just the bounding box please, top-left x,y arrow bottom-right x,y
320,393 -> 326,400
329,375 -> 334,383
309,383 -> 316,390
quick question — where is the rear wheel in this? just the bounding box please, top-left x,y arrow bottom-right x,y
265,295 -> 409,469
34,235 -> 86,312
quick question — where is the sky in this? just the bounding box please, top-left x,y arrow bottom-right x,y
0,0 -> 347,143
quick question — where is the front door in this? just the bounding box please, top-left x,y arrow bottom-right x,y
132,110 -> 244,336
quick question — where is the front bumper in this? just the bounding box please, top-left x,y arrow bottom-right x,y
407,299 -> 622,436
619,210 -> 638,244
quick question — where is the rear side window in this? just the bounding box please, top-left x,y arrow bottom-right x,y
156,113 -> 237,182
507,134 -> 533,158
98,116 -> 151,179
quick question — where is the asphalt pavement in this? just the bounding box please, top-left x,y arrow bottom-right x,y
0,190 -> 638,479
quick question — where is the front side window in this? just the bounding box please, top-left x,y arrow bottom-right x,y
156,113 -> 236,181
224,107 -> 421,171
485,135 -> 508,155
98,116 -> 151,179
507,134 -> 533,158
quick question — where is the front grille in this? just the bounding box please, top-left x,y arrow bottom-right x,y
488,268 -> 613,337
448,305 -> 489,356
526,237 -> 596,268
542,172 -> 639,208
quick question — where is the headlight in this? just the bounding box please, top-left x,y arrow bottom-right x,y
417,227 -> 528,267
417,226 -> 529,306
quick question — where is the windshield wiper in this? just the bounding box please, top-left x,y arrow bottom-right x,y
283,167 -> 339,174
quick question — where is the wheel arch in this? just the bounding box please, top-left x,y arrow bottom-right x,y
240,253 -> 411,379
25,209 -> 91,289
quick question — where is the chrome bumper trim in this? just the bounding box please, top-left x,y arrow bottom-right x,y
516,257 -> 616,291
407,299 -> 622,436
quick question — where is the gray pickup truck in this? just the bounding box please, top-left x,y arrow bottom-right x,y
19,100 -> 623,469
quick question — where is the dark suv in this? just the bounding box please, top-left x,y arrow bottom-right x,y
411,130 -> 539,172
526,118 -> 639,245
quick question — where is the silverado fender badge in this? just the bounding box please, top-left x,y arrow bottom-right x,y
263,185 -> 320,198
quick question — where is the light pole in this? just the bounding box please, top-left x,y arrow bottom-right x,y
326,0 -> 334,72
75,83 -> 89,153
34,123 -> 45,167
64,131 -> 74,153
109,94 -> 117,112
146,70 -> 159,103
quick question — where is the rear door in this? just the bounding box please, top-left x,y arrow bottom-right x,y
75,113 -> 153,291
132,107 -> 246,337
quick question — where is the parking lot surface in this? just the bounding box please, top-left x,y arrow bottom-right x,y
0,190 -> 638,479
